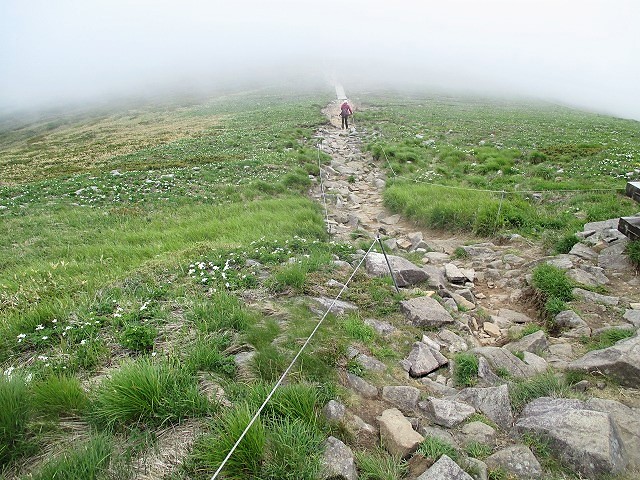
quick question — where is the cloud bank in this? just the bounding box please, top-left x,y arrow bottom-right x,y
1,0 -> 638,119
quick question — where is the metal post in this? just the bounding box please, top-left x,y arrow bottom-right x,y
376,235 -> 400,293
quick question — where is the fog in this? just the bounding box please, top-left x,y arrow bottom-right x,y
1,0 -> 639,119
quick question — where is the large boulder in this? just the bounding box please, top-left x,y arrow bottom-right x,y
382,386 -> 421,414
377,408 -> 424,458
514,397 -> 626,477
417,454 -> 474,480
400,296 -> 455,328
504,330 -> 549,354
567,335 -> 640,388
586,398 -> 640,469
320,436 -> 358,480
365,252 -> 429,287
453,384 -> 513,430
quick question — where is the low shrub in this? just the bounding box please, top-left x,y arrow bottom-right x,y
119,323 -> 157,352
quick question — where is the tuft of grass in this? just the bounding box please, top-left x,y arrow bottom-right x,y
185,334 -> 236,377
464,441 -> 494,460
31,375 -> 88,418
553,234 -> 580,255
119,323 -> 157,352
453,352 -> 479,387
509,372 -> 575,412
346,359 -> 365,377
531,264 -> 574,302
417,436 -> 459,462
626,240 -> 640,269
452,247 -> 470,259
343,314 -> 376,343
28,434 -> 112,480
188,293 -> 257,333
91,357 -> 211,429
192,404 -> 265,479
355,448 -> 408,480
0,375 -> 33,466
581,328 -> 634,351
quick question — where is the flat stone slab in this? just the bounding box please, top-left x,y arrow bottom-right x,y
365,252 -> 429,287
377,408 -> 424,459
485,445 -> 542,479
453,384 -> 513,430
401,296 -> 455,328
321,436 -> 358,480
417,454 -> 474,480
419,397 -> 475,428
571,288 -> 619,306
406,341 -> 448,377
472,347 -> 537,378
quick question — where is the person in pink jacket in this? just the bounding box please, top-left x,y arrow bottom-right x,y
340,100 -> 353,129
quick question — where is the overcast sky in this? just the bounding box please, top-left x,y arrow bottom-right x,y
1,0 -> 639,119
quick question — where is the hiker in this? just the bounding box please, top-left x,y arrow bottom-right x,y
339,100 -> 353,129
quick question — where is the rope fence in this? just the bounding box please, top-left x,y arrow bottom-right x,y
210,236 -> 386,480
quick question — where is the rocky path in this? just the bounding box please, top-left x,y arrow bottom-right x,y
312,97 -> 640,480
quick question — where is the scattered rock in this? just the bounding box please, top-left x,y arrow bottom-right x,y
438,329 -> 469,353
364,317 -> 397,336
504,330 -> 549,354
554,310 -> 588,329
311,297 -> 358,315
323,400 -> 346,422
406,342 -> 449,377
567,334 -> 640,388
382,386 -> 420,414
569,243 -> 598,261
365,252 -> 429,287
497,308 -> 534,324
417,454 -> 474,480
484,445 -> 542,479
346,373 -> 378,398
419,397 -> 476,428
401,296 -> 455,328
459,421 -> 497,446
445,263 -> 468,283
571,288 -> 619,306
514,397 -> 626,477
472,347 -> 537,378
377,408 -> 424,458
623,309 -> 640,327
320,436 -> 358,480
356,353 -> 387,372
454,384 -> 513,429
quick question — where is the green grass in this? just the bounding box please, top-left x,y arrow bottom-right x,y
626,240 -> 640,269
0,375 -> 33,467
580,328 -> 635,351
184,334 -> 235,377
417,436 -> 459,461
343,314 -> 376,343
27,434 -> 112,480
453,352 -> 479,387
31,375 -> 88,418
509,372 -> 576,412
531,264 -> 575,318
90,357 -> 211,429
355,448 -> 408,480
464,441 -> 494,460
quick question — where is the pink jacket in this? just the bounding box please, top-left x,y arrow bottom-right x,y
340,102 -> 352,116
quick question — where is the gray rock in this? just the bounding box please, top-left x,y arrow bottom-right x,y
407,342 -> 448,377
504,330 -> 549,354
451,292 -> 475,311
321,436 -> 358,480
586,398 -> 640,469
485,445 -> 542,479
346,373 -> 378,398
572,288 -> 619,306
455,288 -> 476,304
497,308 -> 534,324
438,329 -> 469,353
356,353 -> 387,372
503,253 -> 526,264
567,268 -> 607,288
472,347 -> 537,378
424,252 -> 451,263
462,244 -> 497,260
382,386 -> 420,414
364,317 -> 397,336
554,310 -> 588,329
461,457 -> 488,480
423,265 -> 448,289
476,356 -> 502,386
623,309 -> 640,327
365,252 -> 429,287
445,263 -> 468,284
420,425 -> 458,446
569,242 -> 598,260
401,296 -> 455,328
460,421 -> 497,446
546,255 -> 574,270
311,297 -> 358,315
514,397 -> 626,477
323,400 -> 347,422
454,384 -> 513,429
522,351 -> 548,373
420,377 -> 459,396
377,408 -> 424,458
584,218 -> 619,232
567,334 -> 640,387
417,454 -> 474,480
420,398 -> 476,428
598,242 -> 632,271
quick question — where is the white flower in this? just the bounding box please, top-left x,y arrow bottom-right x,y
42,336 -> 49,340
35,324 -> 44,331
65,325 -> 73,331
80,339 -> 87,345
4,366 -> 14,377
151,352 -> 157,357
37,355 -> 48,361
17,333 -> 26,339
52,319 -> 57,323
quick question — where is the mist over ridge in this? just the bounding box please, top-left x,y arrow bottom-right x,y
1,0 -> 638,120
